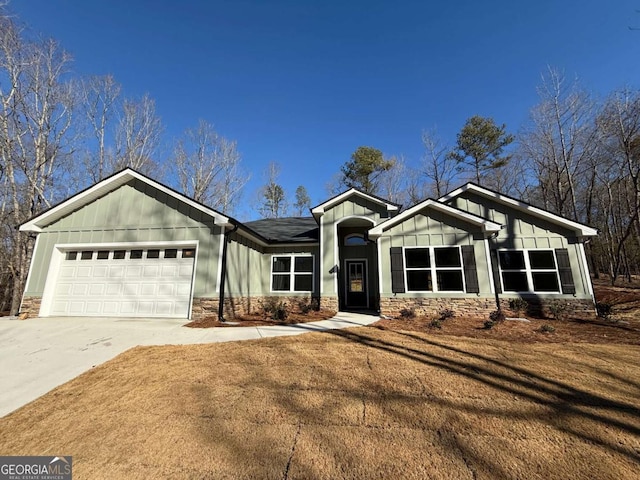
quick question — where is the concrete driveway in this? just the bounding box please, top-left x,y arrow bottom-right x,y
0,312 -> 377,417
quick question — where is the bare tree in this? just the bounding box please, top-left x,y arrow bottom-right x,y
258,162 -> 287,218
80,74 -> 121,182
420,128 -> 457,198
173,119 -> 247,213
293,185 -> 311,216
112,94 -> 162,175
0,14 -> 76,313
518,67 -> 598,220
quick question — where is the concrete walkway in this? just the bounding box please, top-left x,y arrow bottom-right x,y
0,312 -> 378,418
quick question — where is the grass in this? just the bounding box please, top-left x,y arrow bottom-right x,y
1,327 -> 639,479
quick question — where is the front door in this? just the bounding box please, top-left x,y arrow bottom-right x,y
344,260 -> 368,309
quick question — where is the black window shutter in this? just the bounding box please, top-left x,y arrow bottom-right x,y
390,247 -> 405,293
461,245 -> 480,293
490,249 -> 502,294
555,248 -> 576,294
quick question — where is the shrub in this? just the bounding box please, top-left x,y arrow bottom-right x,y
429,319 -> 442,329
489,309 -> 505,323
399,308 -> 416,319
540,324 -> 556,333
508,298 -> 529,315
548,303 -> 568,320
483,320 -> 495,329
262,297 -> 289,321
296,298 -> 319,315
596,302 -> 613,320
438,308 -> 455,321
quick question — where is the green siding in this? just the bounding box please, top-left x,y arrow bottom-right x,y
24,179 -> 222,297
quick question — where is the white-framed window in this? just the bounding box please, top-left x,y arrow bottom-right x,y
271,255 -> 314,292
498,249 -> 560,293
404,246 -> 464,292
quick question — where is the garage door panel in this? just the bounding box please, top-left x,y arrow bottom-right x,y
48,246 -> 195,318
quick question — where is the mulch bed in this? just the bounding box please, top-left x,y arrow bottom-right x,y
185,309 -> 337,328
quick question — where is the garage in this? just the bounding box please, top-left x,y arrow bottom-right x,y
45,246 -> 196,318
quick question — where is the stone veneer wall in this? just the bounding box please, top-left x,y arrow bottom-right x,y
191,295 -> 337,321
380,296 -> 596,319
19,296 -> 42,319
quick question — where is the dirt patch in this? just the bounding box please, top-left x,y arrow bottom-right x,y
0,329 -> 638,479
185,309 -> 337,328
375,282 -> 640,345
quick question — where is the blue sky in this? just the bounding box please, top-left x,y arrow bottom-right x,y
10,0 -> 640,219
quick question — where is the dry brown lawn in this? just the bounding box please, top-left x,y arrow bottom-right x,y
1,327 -> 639,479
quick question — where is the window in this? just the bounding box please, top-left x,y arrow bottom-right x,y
147,249 -> 160,259
113,250 -> 126,260
97,251 -> 109,260
498,249 -> 560,293
65,251 -> 78,261
271,255 -> 314,292
130,250 -> 143,259
344,234 -> 367,246
81,251 -> 93,260
164,249 -> 177,259
182,248 -> 195,258
404,247 -> 464,292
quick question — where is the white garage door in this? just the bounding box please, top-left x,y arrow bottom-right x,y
49,246 -> 196,318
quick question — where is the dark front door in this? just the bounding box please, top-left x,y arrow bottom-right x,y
344,260 -> 368,309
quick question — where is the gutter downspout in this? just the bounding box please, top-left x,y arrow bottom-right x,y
218,224 -> 238,322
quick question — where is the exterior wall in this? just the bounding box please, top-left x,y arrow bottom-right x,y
377,207 -> 491,296
320,195 -> 391,306
22,179 -> 224,315
446,191 -> 593,299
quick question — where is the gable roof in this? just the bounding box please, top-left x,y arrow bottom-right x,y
19,168 -> 232,233
244,217 -> 319,243
311,188 -> 400,220
368,198 -> 502,239
439,183 -> 598,237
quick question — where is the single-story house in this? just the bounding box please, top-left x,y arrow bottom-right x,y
19,168 -> 597,320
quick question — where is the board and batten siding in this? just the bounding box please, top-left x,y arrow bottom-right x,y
320,195 -> 391,296
23,179 -> 223,298
377,208 -> 491,297
446,191 -> 592,298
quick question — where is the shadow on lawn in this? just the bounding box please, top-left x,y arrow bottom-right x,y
330,327 -> 640,463
190,326 -> 640,478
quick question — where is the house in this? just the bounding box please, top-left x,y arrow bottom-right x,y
18,168 -> 598,320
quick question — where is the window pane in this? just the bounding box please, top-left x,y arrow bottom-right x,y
182,248 -> 195,258
405,248 -> 430,268
499,251 -> 525,270
272,274 -> 290,291
502,272 -> 529,291
113,250 -> 126,259
529,250 -> 556,269
435,247 -> 461,267
294,275 -> 312,291
81,251 -> 93,260
294,256 -> 313,273
147,249 -> 160,259
532,272 -> 560,292
130,250 -> 143,259
437,271 -> 464,291
164,249 -> 177,259
273,257 -> 291,273
65,251 -> 78,261
407,270 -> 432,291
97,251 -> 109,260
345,235 -> 366,246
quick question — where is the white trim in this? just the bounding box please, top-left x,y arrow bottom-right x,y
311,188 -> 399,218
20,169 -> 231,232
343,258 -> 369,309
368,199 -> 501,239
20,234 -> 41,309
496,248 -> 562,294
578,242 -> 595,300
39,240 -> 198,318
216,231 -> 225,294
484,238 -> 496,294
319,216 -> 324,294
334,215 -> 376,295
440,183 -> 598,237
377,237 -> 385,295
269,254 -> 315,293
402,246 -> 466,293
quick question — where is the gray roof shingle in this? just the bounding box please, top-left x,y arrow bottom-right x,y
244,217 -> 318,243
